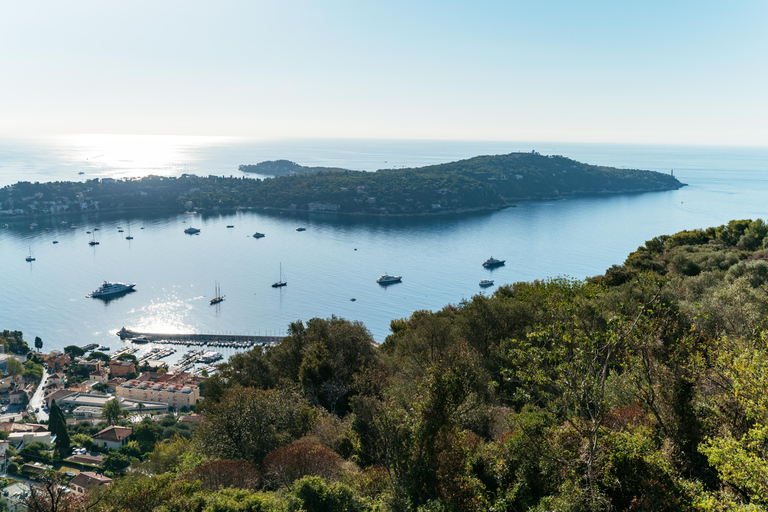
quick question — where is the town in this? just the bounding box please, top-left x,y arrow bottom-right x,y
0,331 -> 204,509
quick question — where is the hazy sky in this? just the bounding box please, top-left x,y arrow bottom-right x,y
1,1 -> 766,145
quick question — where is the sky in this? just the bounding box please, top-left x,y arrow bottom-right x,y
1,1 -> 766,145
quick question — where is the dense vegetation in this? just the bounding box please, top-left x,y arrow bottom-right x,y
1,152 -> 683,218
239,159 -> 348,176
3,218 -> 745,510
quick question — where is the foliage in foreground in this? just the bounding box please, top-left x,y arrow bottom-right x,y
22,218 -> 768,511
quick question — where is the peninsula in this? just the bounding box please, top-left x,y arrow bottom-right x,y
0,152 -> 684,218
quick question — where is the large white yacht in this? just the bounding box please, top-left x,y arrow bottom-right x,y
88,281 -> 136,298
377,273 -> 402,284
482,256 -> 505,268
479,279 -> 495,287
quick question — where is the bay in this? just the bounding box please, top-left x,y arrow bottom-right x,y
0,136 -> 766,366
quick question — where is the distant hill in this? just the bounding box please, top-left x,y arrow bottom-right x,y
0,152 -> 685,219
239,160 -> 348,176
238,151 -> 685,215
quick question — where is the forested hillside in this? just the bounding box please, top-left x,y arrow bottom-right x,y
29,218 -> 768,511
2,153 -> 683,218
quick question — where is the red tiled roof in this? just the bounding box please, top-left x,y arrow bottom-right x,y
93,425 -> 133,442
70,471 -> 111,488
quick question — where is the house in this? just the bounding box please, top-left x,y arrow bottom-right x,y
9,391 -> 25,404
116,378 -> 199,411
43,351 -> 70,372
1,481 -> 31,511
69,471 -> 112,495
67,453 -> 104,467
48,372 -> 67,386
109,360 -> 135,377
45,388 -> 75,407
92,425 -> 132,450
73,406 -> 105,420
90,370 -> 108,383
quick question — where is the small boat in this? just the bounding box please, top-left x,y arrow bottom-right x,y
377,273 -> 402,284
78,171 -> 85,175
482,257 -> 505,268
226,225 -> 234,228
253,232 -> 265,238
25,247 -> 35,262
184,227 -> 201,234
118,229 -> 124,233
89,232 -> 99,246
210,282 -> 225,305
131,336 -> 150,344
272,263 -> 287,288
295,227 -> 306,232
479,279 -> 494,287
93,227 -> 99,231
52,241 -> 58,244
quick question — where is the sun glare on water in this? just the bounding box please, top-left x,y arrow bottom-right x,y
59,134 -> 241,180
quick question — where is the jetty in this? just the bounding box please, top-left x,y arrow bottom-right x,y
117,327 -> 284,346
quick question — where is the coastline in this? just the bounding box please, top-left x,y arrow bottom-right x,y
0,182 -> 685,223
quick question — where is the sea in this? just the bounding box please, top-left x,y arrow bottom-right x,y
0,135 -> 766,368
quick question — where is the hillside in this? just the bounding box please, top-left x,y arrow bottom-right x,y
15,218 -> 768,511
238,152 -> 685,215
1,152 -> 684,219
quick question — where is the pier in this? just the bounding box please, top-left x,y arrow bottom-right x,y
117,327 -> 284,345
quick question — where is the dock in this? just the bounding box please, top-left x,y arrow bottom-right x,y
116,327 -> 284,345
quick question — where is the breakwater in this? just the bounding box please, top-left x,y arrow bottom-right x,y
117,327 -> 284,345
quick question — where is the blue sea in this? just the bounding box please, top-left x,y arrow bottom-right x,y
0,135 -> 766,365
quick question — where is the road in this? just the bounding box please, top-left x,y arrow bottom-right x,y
29,369 -> 50,422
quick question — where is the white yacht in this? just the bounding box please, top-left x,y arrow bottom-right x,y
377,273 -> 402,284
482,256 -> 505,268
479,279 -> 494,287
184,227 -> 201,234
88,281 -> 136,298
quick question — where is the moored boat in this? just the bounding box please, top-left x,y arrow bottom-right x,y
88,281 -> 136,298
482,256 -> 505,268
377,273 -> 402,284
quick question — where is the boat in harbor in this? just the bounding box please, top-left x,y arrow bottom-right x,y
88,281 -> 136,298
88,232 -> 99,246
377,273 -> 402,284
210,282 -> 225,304
479,279 -> 494,287
295,227 -> 306,232
253,232 -> 265,238
272,263 -> 287,288
184,227 -> 201,234
131,336 -> 150,344
482,256 -> 505,268
25,247 -> 35,262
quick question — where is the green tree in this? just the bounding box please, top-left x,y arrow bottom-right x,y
87,351 -> 111,363
48,400 -> 71,458
101,398 -> 123,425
34,336 -> 43,351
5,357 -> 23,381
195,387 -> 314,466
63,345 -> 85,358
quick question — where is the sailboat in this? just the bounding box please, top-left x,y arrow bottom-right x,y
210,282 -> 225,304
89,232 -> 99,246
125,226 -> 133,240
272,263 -> 287,288
25,247 -> 35,262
